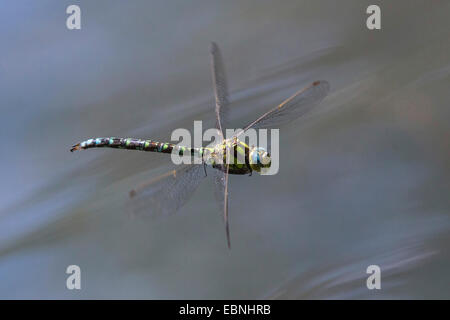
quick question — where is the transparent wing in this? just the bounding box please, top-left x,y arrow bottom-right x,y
212,164 -> 231,248
223,164 -> 230,249
211,162 -> 231,248
128,165 -> 205,219
212,168 -> 226,211
236,80 -> 330,136
210,42 -> 230,136
211,42 -> 231,248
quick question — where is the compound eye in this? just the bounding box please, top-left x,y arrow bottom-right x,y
251,151 -> 259,164
260,153 -> 271,165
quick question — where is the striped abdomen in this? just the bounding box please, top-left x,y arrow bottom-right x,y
70,137 -> 204,157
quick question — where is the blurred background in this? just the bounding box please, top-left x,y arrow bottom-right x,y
0,0 -> 449,299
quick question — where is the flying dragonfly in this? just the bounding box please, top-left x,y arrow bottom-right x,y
70,42 -> 330,248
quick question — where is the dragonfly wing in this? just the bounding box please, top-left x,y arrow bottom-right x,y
224,164 -> 230,249
210,42 -> 230,137
237,80 -> 330,135
212,164 -> 231,249
128,164 -> 205,219
212,167 -> 226,210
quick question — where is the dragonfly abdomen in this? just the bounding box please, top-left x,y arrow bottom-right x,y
70,137 -> 203,157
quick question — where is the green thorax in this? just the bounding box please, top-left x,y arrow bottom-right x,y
207,138 -> 270,175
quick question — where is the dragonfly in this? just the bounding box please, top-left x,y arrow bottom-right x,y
70,42 -> 330,248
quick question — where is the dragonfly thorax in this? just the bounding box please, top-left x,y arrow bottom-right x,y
207,138 -> 271,175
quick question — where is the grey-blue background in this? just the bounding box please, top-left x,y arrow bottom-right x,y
0,0 -> 449,299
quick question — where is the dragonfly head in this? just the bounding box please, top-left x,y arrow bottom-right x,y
250,147 -> 271,171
